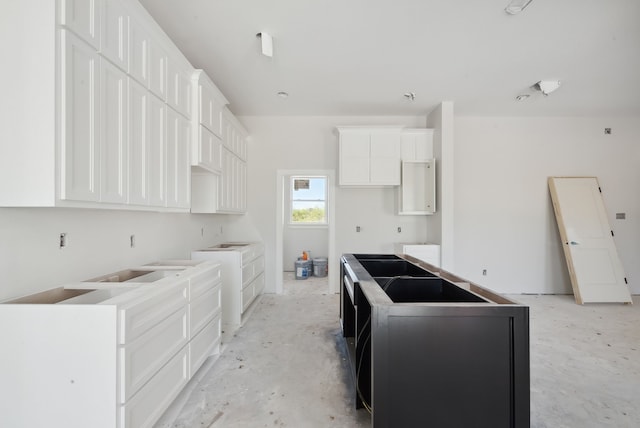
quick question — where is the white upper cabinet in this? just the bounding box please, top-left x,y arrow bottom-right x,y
100,0 -> 128,71
60,29 -> 100,202
398,160 -> 436,215
397,128 -> 436,215
128,15 -> 149,86
167,56 -> 192,119
401,128 -> 433,161
99,58 -> 128,204
148,94 -> 166,207
338,127 -> 402,186
166,108 -> 191,208
0,0 -> 197,211
60,0 -> 101,49
128,77 -> 149,206
148,37 -> 167,101
191,71 -> 227,174
194,70 -> 228,137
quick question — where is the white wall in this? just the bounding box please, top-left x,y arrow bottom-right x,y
0,208 -> 254,301
453,117 -> 640,295
243,116 -> 429,293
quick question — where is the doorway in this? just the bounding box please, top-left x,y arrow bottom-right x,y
275,169 -> 337,294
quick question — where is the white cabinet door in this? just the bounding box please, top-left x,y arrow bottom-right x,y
99,59 -> 128,203
128,16 -> 149,86
369,131 -> 400,185
219,148 -> 233,212
148,38 -> 166,101
238,158 -> 247,212
167,57 -> 192,119
194,125 -> 222,173
128,78 -> 149,205
401,129 -> 433,161
60,30 -> 100,202
100,0 -> 128,71
60,0 -> 101,49
339,131 -> 370,185
199,82 -> 223,136
338,128 -> 401,186
166,108 -> 191,208
148,94 -> 166,207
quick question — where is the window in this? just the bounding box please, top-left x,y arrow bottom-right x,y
290,176 -> 327,225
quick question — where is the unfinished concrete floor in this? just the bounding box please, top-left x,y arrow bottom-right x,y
156,274 -> 640,428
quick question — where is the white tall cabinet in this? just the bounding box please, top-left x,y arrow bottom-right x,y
398,128 -> 436,215
0,0 -> 191,211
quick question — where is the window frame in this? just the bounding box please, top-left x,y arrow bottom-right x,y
289,175 -> 328,226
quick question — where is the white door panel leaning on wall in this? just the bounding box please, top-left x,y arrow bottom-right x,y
548,177 -> 632,304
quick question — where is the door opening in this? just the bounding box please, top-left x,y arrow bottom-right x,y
276,170 -> 336,294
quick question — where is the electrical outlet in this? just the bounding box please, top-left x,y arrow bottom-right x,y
130,235 -> 135,248
356,226 -> 361,232
604,128 -> 612,135
59,233 -> 67,249
397,227 -> 402,233
482,269 -> 487,276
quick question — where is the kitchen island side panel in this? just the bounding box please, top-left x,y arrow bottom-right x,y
372,306 -> 529,428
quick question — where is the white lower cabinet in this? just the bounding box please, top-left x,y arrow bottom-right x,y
0,260 -> 222,428
190,314 -> 221,377
120,346 -> 189,428
120,304 -> 188,402
191,242 -> 264,337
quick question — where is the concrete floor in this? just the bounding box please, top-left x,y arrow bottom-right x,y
156,275 -> 640,428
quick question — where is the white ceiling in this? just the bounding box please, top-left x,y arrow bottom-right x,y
138,0 -> 640,117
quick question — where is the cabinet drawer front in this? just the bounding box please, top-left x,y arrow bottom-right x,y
254,256 -> 265,275
241,262 -> 255,286
242,256 -> 265,287
190,283 -> 221,337
253,272 -> 265,296
190,264 -> 221,300
241,281 -> 255,313
190,314 -> 221,377
119,305 -> 188,403
120,346 -> 188,428
119,281 -> 188,344
240,247 -> 254,266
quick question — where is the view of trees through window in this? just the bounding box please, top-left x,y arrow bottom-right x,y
291,176 -> 327,224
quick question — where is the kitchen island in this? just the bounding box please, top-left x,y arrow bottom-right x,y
340,253 -> 529,428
